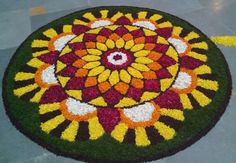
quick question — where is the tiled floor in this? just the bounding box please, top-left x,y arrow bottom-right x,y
0,0 -> 235,163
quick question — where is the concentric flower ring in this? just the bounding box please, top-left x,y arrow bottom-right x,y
3,6 -> 231,162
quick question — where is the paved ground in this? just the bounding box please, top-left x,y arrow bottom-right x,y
0,0 -> 235,162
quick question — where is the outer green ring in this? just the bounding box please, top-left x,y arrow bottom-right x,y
2,6 -> 232,162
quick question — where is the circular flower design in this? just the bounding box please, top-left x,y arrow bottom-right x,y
56,25 -> 178,107
3,6 -> 231,162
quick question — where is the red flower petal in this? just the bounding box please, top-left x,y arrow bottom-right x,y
154,90 -> 183,109
97,108 -> 120,133
37,51 -> 58,64
104,88 -> 123,106
180,56 -> 204,70
114,16 -> 132,25
59,52 -> 79,65
82,86 -> 100,102
40,86 -> 67,104
72,25 -> 90,35
156,27 -> 173,39
66,77 -> 85,90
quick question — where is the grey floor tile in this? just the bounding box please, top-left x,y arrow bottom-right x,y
0,0 -> 30,13
30,7 -> 88,31
44,0 -> 89,13
206,2 -> 236,34
29,0 -> 89,14
198,0 -> 236,10
89,0 -> 203,15
179,8 -> 235,36
0,10 -> 31,50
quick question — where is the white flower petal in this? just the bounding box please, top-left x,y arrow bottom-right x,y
66,98 -> 96,115
168,37 -> 188,54
54,34 -> 76,51
133,21 -> 156,31
90,20 -> 113,28
172,72 -> 192,89
41,65 -> 58,84
123,102 -> 155,122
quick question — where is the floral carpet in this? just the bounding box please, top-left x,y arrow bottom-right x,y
2,6 -> 232,162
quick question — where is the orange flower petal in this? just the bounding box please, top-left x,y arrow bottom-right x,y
122,33 -> 133,41
98,81 -> 111,93
75,68 -> 88,77
96,35 -> 107,43
85,77 -> 97,87
143,71 -> 157,79
86,42 -> 96,49
114,82 -> 129,94
148,51 -> 162,61
131,78 -> 144,89
148,62 -> 162,70
135,37 -> 145,44
72,59 -> 86,68
75,50 -> 87,57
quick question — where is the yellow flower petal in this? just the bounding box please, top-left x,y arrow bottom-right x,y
131,63 -> 150,71
114,97 -> 138,107
89,97 -> 107,107
96,42 -> 108,51
154,121 -> 175,140
87,49 -> 102,55
127,67 -> 143,78
134,50 -> 150,57
82,55 -> 100,61
135,127 -> 150,146
83,61 -> 101,69
135,57 -> 153,64
120,70 -> 131,83
130,44 -> 145,52
88,66 -> 105,76
105,39 -> 115,49
61,121 -> 78,142
124,40 -> 134,49
116,38 -> 125,48
109,70 -> 119,85
98,69 -> 111,83
43,28 -> 58,38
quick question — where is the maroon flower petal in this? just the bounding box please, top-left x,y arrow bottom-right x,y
131,29 -> 144,38
158,55 -> 176,67
115,26 -> 129,36
145,36 -> 158,43
154,90 -> 183,109
180,56 -> 204,70
37,51 -> 58,65
156,27 -> 173,39
127,87 -> 142,101
72,25 -> 90,35
83,33 -> 97,42
59,52 -> 79,65
155,69 -> 172,79
66,77 -> 85,90
144,80 -> 160,92
82,86 -> 100,102
153,44 -> 169,53
97,108 -> 120,133
114,16 -> 132,25
104,88 -> 123,106
69,42 -> 85,51
59,66 -> 77,77
99,28 -> 113,38
40,86 -> 67,104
